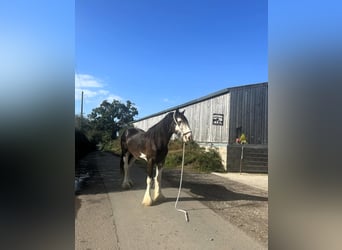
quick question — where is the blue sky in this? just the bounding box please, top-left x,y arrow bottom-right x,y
75,0 -> 267,119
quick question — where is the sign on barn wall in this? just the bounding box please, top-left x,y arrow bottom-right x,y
212,113 -> 224,126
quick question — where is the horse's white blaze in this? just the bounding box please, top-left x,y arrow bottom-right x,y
182,126 -> 191,134
175,124 -> 182,135
142,176 -> 152,206
154,168 -> 164,201
176,122 -> 192,142
139,153 -> 148,161
174,115 -> 192,142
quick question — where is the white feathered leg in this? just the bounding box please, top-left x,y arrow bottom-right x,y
142,176 -> 153,206
154,167 -> 165,202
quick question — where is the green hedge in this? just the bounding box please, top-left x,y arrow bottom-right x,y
165,140 -> 224,173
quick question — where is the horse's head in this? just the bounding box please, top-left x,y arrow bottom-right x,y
173,109 -> 193,142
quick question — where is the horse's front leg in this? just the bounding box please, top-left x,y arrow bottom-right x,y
153,165 -> 165,202
142,159 -> 154,206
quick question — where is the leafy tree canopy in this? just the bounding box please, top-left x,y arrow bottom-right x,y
87,99 -> 138,139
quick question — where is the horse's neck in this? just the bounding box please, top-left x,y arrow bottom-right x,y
160,128 -> 174,146
149,118 -> 174,148
158,124 -> 174,146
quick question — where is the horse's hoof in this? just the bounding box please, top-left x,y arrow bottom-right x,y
122,181 -> 133,189
142,201 -> 152,206
142,197 -> 153,206
153,193 -> 166,202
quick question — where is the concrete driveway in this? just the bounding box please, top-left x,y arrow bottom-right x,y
75,151 -> 268,250
212,172 -> 268,191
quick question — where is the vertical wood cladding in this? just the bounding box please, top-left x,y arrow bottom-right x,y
229,83 -> 268,144
133,93 -> 230,143
133,82 -> 268,145
179,93 -> 230,143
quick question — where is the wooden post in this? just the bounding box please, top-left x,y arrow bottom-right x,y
239,146 -> 244,174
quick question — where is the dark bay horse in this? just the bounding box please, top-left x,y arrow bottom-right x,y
120,109 -> 192,206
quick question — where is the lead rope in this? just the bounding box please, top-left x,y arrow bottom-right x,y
175,142 -> 189,222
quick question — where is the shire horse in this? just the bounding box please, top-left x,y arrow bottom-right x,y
120,109 -> 192,206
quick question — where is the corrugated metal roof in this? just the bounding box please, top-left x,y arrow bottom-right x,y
133,82 -> 268,122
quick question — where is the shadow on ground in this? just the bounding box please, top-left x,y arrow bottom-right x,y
75,151 -> 267,204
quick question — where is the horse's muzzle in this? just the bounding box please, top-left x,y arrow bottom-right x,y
182,131 -> 193,142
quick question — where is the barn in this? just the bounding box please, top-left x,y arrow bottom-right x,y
132,82 -> 268,173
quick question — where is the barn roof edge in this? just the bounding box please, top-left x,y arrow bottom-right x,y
132,82 -> 268,123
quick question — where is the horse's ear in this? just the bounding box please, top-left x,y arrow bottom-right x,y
181,109 -> 185,114
175,108 -> 180,114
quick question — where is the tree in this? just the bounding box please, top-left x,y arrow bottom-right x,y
87,100 -> 138,141
75,114 -> 91,132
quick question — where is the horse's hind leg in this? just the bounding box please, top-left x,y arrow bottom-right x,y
121,152 -> 135,189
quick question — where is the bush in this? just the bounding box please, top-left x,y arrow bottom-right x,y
102,126 -> 138,154
165,151 -> 183,167
103,139 -> 121,154
193,148 -> 224,172
167,139 -> 184,151
165,140 -> 224,173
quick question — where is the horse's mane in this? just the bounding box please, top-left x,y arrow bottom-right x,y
145,112 -> 174,142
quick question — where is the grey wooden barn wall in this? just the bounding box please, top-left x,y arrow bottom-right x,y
228,83 -> 268,144
132,113 -> 165,133
132,92 -> 230,143
179,93 -> 230,143
132,82 -> 268,145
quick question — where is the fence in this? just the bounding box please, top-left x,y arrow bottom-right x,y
227,144 -> 268,173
